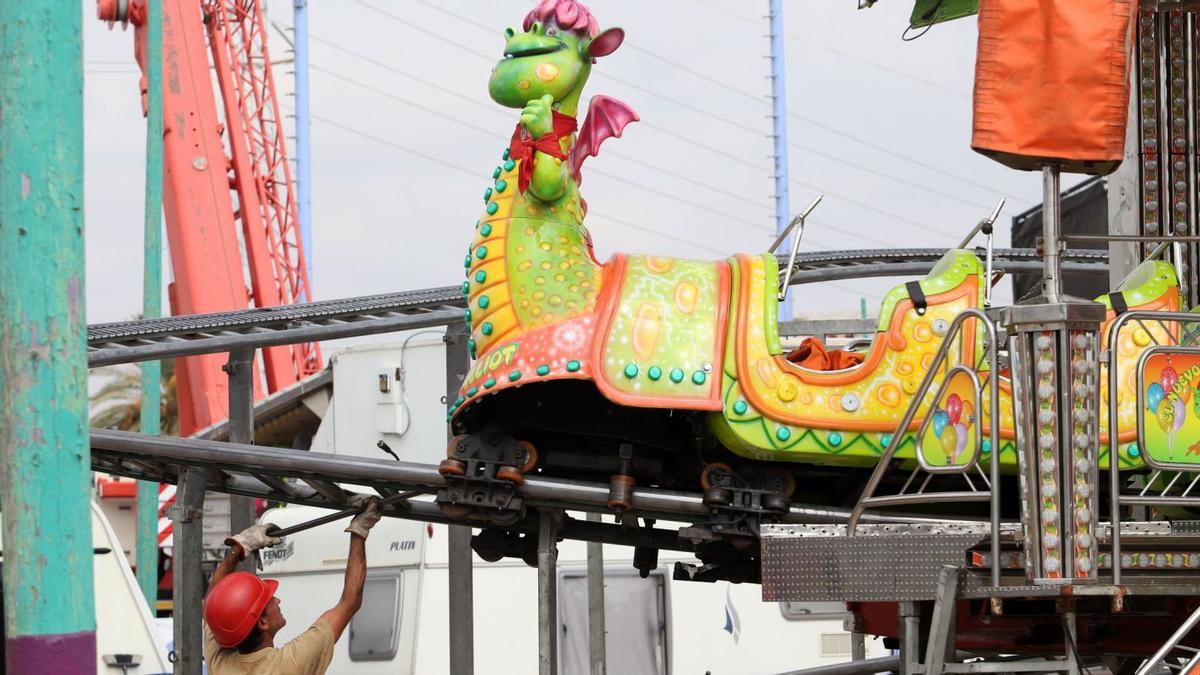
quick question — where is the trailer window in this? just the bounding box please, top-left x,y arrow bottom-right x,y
348,575 -> 401,661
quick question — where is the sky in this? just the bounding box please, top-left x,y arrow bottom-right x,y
81,0 -> 1068,335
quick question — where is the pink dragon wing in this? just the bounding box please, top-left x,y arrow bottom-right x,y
569,95 -> 639,184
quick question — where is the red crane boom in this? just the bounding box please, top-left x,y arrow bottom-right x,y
99,0 -> 321,435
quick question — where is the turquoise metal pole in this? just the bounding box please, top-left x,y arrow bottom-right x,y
0,2 -> 97,672
137,0 -> 165,611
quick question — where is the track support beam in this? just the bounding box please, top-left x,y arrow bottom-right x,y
172,468 -> 210,674
445,324 -> 475,675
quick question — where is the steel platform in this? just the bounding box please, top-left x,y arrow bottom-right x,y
761,522 -> 1200,601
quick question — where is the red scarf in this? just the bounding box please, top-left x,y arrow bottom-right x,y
508,111 -> 578,194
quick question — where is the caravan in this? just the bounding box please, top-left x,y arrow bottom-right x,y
258,504 -> 886,674
258,337 -> 886,673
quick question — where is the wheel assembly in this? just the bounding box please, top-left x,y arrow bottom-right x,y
607,474 -> 636,511
703,487 -> 733,507
496,465 -> 525,486
700,462 -> 733,491
515,441 -> 539,473
438,458 -> 467,477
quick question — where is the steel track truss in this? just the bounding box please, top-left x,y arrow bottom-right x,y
89,429 -> 965,546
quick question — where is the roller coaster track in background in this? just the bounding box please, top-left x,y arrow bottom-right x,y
87,247 -> 1108,367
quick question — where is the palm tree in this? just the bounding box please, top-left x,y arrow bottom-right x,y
89,359 -> 179,434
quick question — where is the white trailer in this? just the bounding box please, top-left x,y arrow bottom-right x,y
258,504 -> 887,675
260,336 -> 889,673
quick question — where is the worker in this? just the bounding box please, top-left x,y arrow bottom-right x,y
201,497 -> 382,674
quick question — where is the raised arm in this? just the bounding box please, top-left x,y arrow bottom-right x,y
318,498 -> 381,640
207,547 -> 243,595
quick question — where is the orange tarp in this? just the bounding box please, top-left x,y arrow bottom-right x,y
972,0 -> 1135,174
785,337 -> 866,371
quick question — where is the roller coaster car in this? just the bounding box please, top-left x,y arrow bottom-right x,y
449,228 -> 1179,508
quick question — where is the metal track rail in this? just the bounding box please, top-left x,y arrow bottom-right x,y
89,285 -> 463,344
88,308 -> 462,367
776,247 -> 1106,285
88,285 -> 464,367
90,429 -> 970,538
87,248 -> 1106,368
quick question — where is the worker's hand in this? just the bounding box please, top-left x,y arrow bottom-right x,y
225,523 -> 283,560
345,497 -> 382,539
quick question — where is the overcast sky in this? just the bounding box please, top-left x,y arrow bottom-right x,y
82,0 -> 1068,336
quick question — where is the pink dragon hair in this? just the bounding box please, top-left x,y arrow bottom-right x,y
524,0 -> 600,38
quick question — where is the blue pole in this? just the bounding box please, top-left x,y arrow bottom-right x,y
294,0 -> 314,297
768,0 -> 793,320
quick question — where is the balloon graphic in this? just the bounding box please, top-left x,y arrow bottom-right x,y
1162,366 -> 1180,394
940,424 -> 958,464
960,400 -> 975,423
1175,398 -> 1186,433
932,410 -> 949,437
1148,383 -> 1166,413
946,394 -> 963,425
954,422 -> 968,458
1158,404 -> 1174,432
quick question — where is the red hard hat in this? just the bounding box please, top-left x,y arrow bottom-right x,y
203,572 -> 279,648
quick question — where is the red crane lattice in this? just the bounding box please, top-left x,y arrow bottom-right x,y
206,0 -> 322,386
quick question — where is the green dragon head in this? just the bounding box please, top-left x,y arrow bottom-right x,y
489,0 -> 624,116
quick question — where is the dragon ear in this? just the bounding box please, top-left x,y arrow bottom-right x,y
585,28 -> 624,59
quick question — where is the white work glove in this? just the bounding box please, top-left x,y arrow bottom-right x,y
225,523 -> 283,559
345,497 -> 382,539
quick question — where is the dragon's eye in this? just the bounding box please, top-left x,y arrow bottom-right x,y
546,26 -> 556,36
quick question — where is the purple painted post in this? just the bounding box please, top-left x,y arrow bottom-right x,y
0,2 -> 97,673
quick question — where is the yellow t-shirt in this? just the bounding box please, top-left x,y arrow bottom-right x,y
204,617 -> 335,675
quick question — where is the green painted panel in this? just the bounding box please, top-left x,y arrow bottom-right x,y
1095,260 -> 1177,309
600,255 -> 722,399
876,249 -> 981,333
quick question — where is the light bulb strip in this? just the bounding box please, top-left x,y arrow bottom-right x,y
1034,331 -> 1062,578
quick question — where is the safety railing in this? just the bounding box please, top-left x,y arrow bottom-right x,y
848,307 -> 1002,587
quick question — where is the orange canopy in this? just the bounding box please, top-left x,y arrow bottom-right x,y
972,0 -> 1135,174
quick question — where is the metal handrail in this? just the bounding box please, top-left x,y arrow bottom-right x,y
847,307 -> 1002,586
958,198 -> 1004,309
1106,309 -> 1200,584
773,194 -> 825,300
